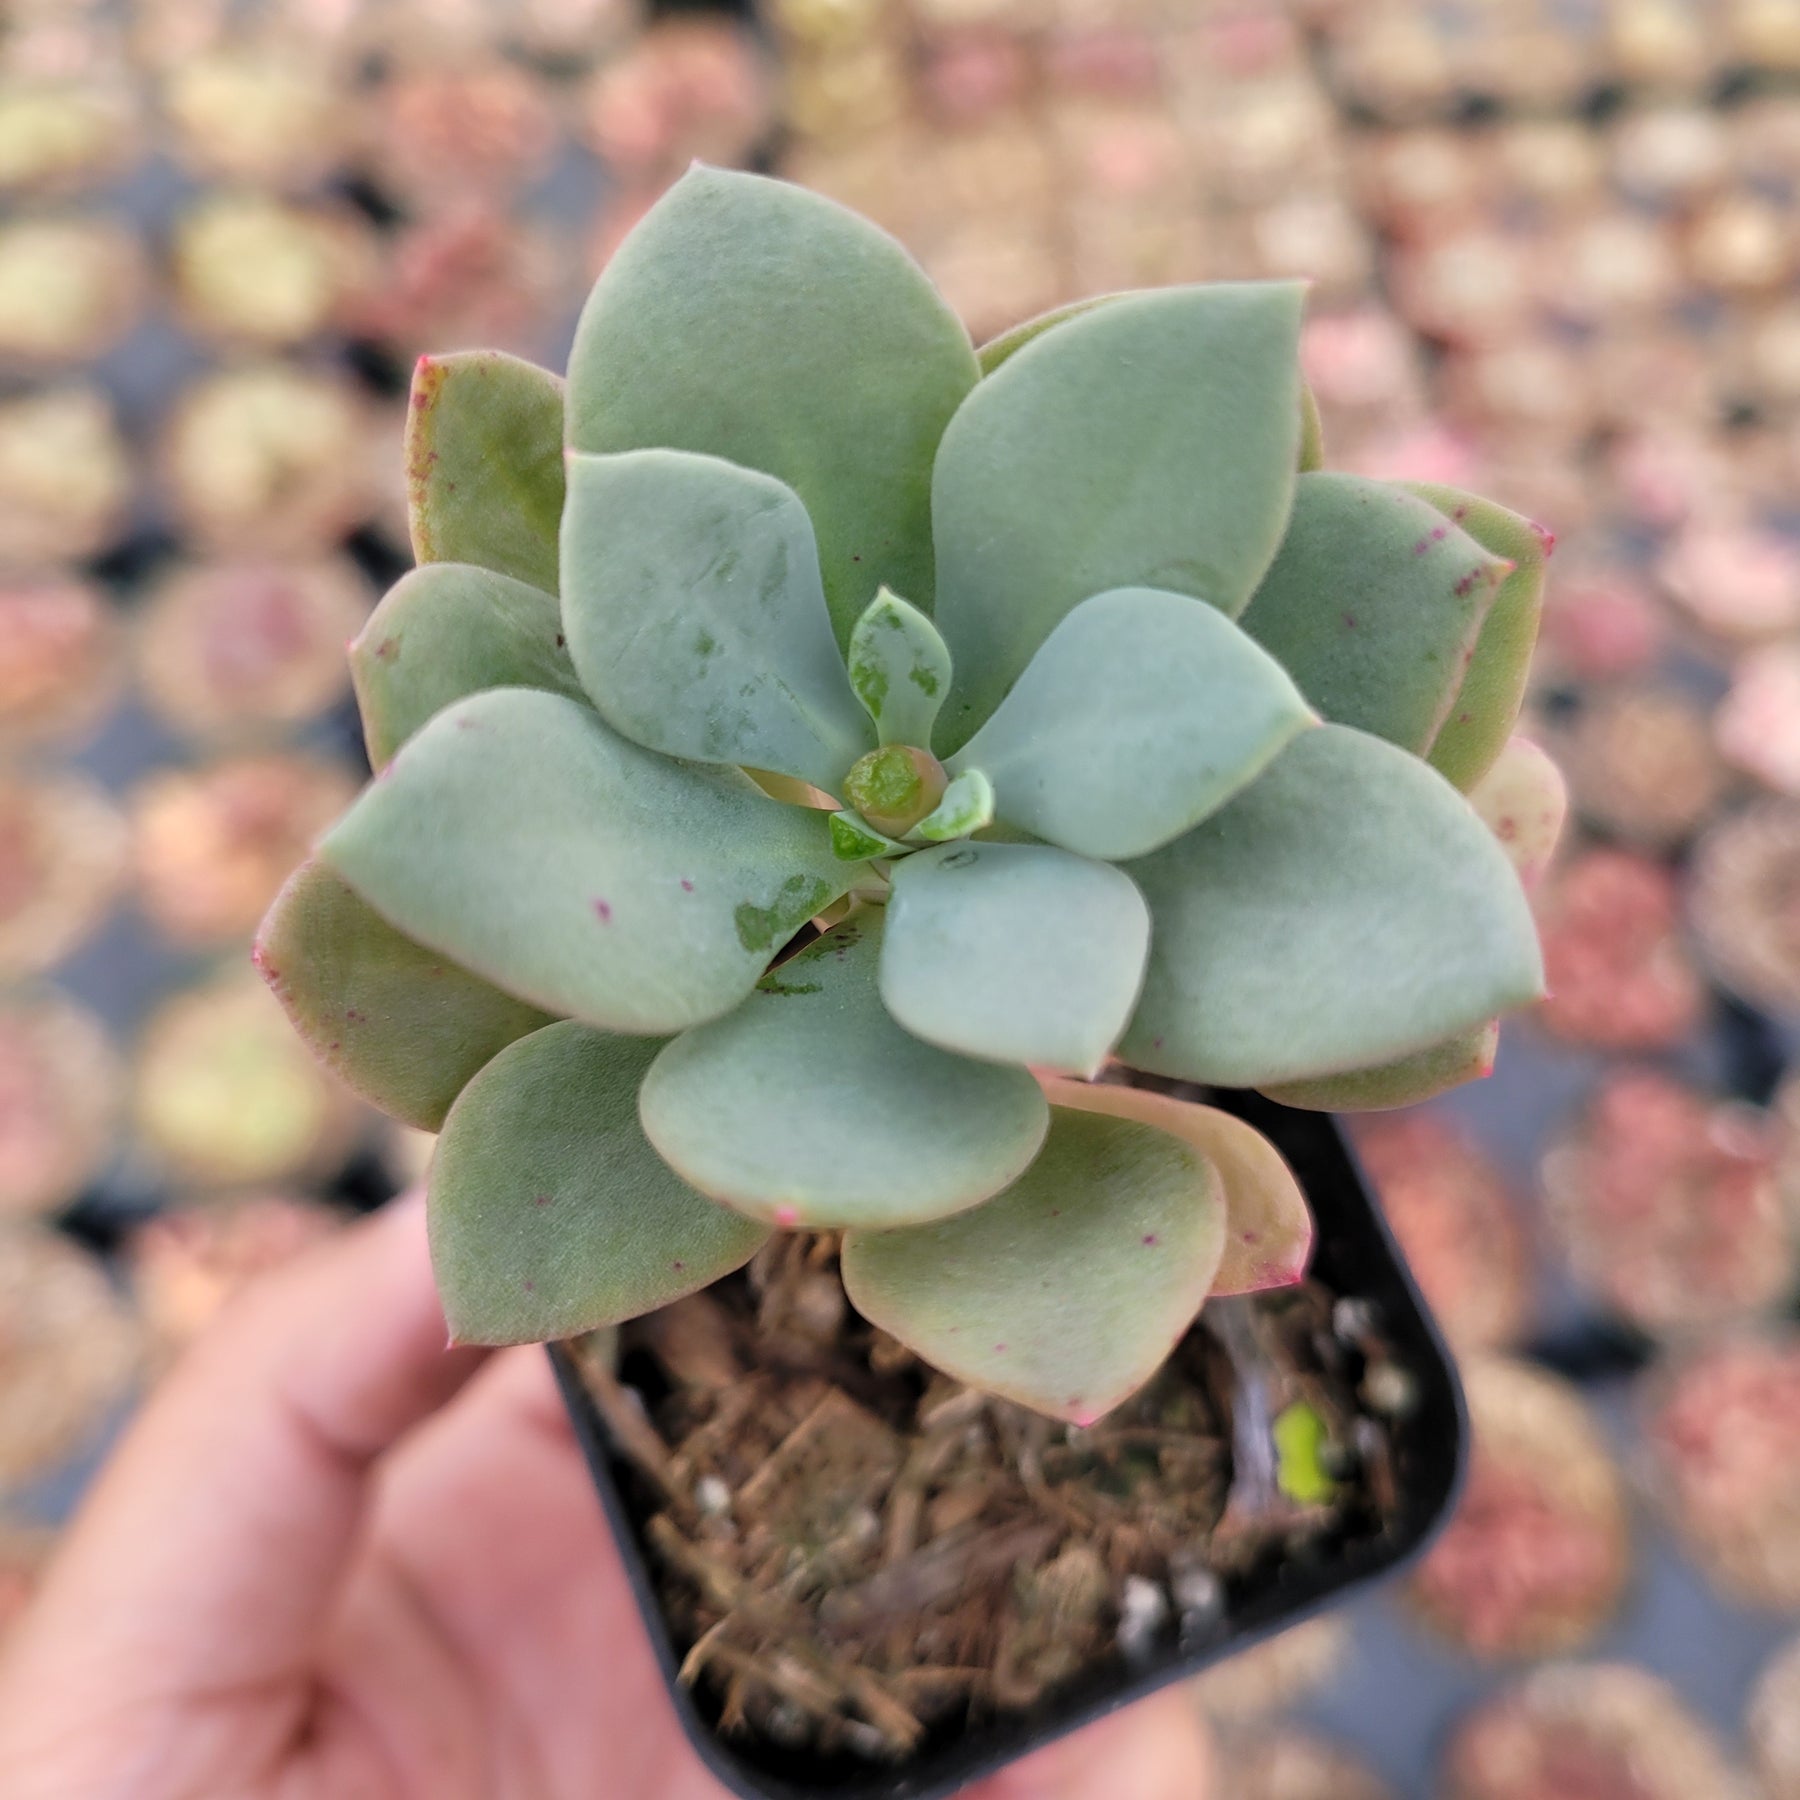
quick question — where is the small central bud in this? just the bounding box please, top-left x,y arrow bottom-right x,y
843,744 -> 947,838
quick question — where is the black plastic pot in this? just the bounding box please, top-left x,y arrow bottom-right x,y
550,1092 -> 1468,1800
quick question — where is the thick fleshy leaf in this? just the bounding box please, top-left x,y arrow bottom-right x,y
975,294 -> 1116,375
561,450 -> 871,791
566,167 -> 978,646
1468,735 -> 1567,890
846,588 -> 951,749
406,351 -> 565,594
1259,1021 -> 1499,1113
430,1023 -> 768,1345
841,1106 -> 1227,1424
349,563 -> 587,769
1041,1078 -> 1312,1295
981,301 -> 1327,477
1120,724 -> 1545,1086
1298,382 -> 1325,472
880,841 -> 1149,1076
1238,474 -> 1510,754
1404,483 -> 1554,790
932,282 -> 1305,751
255,860 -> 554,1131
639,912 -> 1048,1229
950,587 -> 1315,860
830,812 -> 907,861
912,768 -> 993,842
321,689 -> 855,1035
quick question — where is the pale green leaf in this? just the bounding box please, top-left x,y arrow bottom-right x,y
950,586 -> 1315,860
1259,1021 -> 1499,1113
430,1023 -> 768,1345
1298,382 -> 1325,472
846,587 -> 952,749
830,812 -> 906,861
912,767 -> 993,842
1238,474 -> 1510,754
880,841 -> 1149,1076
1404,483 -> 1554,790
841,1106 -> 1227,1423
1467,735 -> 1567,890
406,350 -> 565,594
255,860 -> 555,1132
1041,1078 -> 1313,1295
560,449 -> 871,791
981,299 -> 1326,477
1120,724 -> 1545,1086
322,689 -> 855,1035
566,166 -> 978,646
640,911 -> 1048,1229
932,282 -> 1305,751
349,562 -> 587,770
975,294 -> 1118,375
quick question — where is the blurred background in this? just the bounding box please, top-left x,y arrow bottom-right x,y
2,0 -> 1800,1794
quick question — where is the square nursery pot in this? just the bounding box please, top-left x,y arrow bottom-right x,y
549,1090 -> 1468,1800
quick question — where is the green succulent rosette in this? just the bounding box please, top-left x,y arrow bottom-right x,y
258,168 -> 1553,1422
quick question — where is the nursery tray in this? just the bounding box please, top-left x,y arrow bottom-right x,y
550,1093 -> 1468,1800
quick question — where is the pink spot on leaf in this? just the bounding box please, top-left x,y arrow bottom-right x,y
1142,1233 -> 1159,1246
680,878 -> 694,893
592,898 -> 612,923
533,1193 -> 553,1208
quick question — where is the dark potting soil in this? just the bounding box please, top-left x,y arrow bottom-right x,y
571,1230 -> 1417,1766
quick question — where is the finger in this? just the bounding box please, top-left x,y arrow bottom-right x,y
358,1346 -> 732,1800
2,1195 -> 486,1710
982,1686 -> 1215,1800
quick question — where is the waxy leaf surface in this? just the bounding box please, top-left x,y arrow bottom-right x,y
952,587 -> 1315,860
932,282 -> 1305,750
1468,735 -> 1567,890
1041,1078 -> 1312,1295
1120,724 -> 1544,1086
561,450 -> 870,791
256,860 -> 554,1132
912,768 -> 994,842
1406,483 -> 1553,790
881,841 -> 1150,1076
431,1024 -> 768,1345
322,689 -> 854,1035
350,562 -> 586,769
1259,1021 -> 1499,1113
406,350 -> 565,594
846,588 -> 952,750
975,294 -> 1116,375
566,167 -> 978,645
640,913 -> 1048,1229
842,1107 -> 1226,1424
980,300 -> 1326,477
1239,474 -> 1509,754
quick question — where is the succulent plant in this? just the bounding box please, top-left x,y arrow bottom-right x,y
258,168 -> 1555,1422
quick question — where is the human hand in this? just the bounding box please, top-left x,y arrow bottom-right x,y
0,1195 -> 1213,1799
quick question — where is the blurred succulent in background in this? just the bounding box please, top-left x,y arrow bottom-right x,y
259,168 -> 1556,1422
